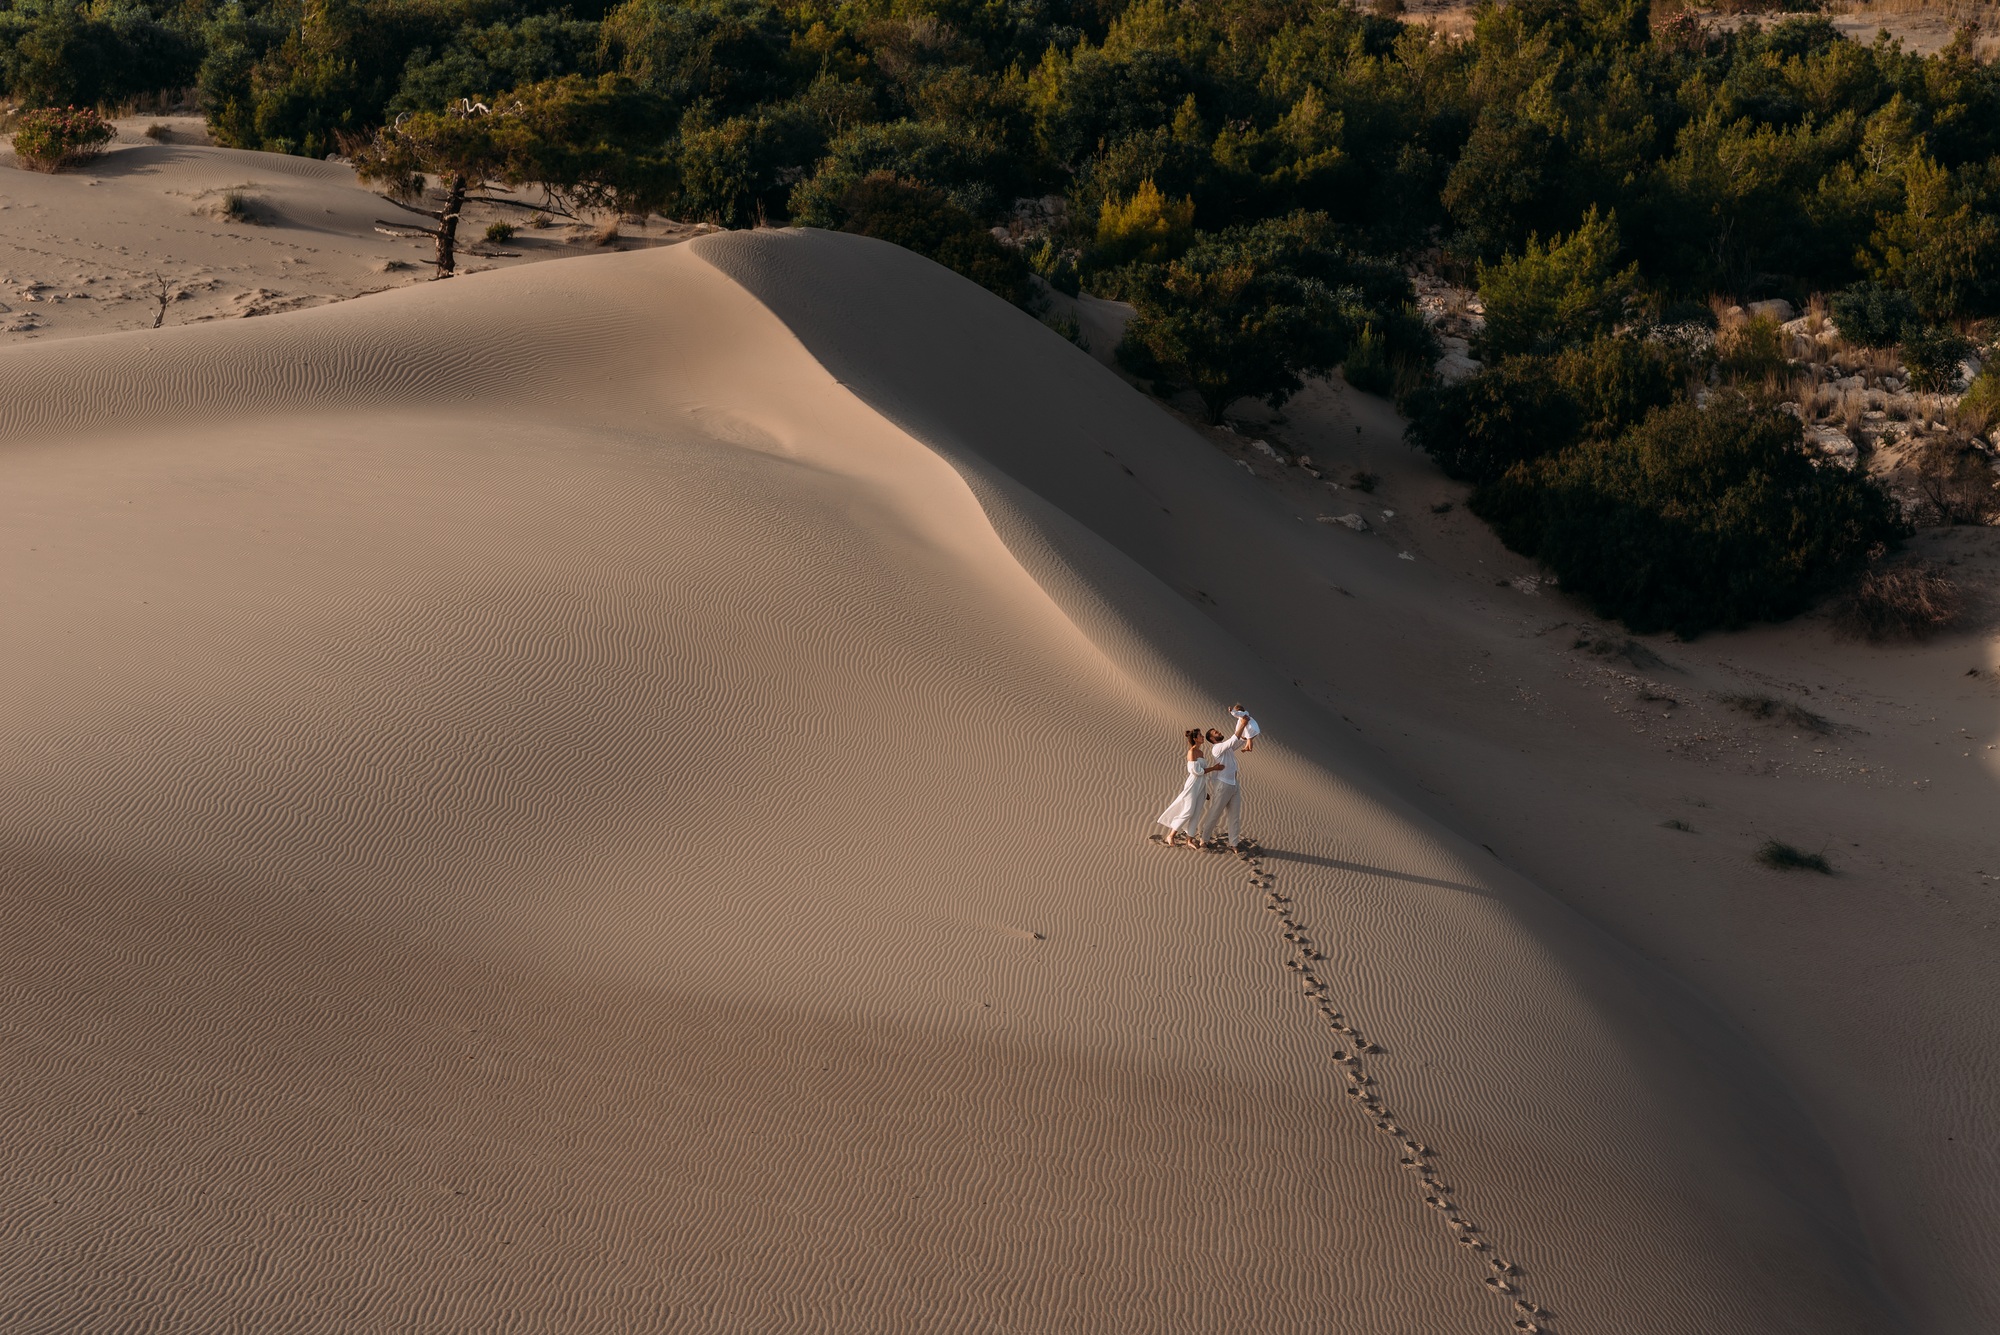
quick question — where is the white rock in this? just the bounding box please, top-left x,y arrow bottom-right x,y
1398,551 -> 1416,561
1252,439 -> 1282,460
1807,424 -> 1858,469
1435,351 -> 1483,384
1747,298 -> 1796,323
1380,510 -> 1396,519
1318,513 -> 1370,532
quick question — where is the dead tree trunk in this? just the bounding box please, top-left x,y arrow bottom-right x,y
433,173 -> 467,279
374,173 -> 472,279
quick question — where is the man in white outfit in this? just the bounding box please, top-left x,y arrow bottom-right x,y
1198,708 -> 1253,849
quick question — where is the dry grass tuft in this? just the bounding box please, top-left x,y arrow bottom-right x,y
1832,560 -> 1965,641
1757,840 -> 1832,873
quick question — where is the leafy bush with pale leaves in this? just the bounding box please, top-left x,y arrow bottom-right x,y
11,105 -> 114,172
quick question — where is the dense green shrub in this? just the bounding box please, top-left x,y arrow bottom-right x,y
1482,395 -> 1902,636
1116,219 -> 1370,424
1830,283 -> 1920,348
789,119 -> 1012,229
11,105 -> 116,172
830,172 -> 1030,305
598,0 -> 796,117
1114,211 -> 1428,422
1406,337 -> 1688,485
0,8 -> 200,110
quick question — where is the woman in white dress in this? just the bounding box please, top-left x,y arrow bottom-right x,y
1154,728 -> 1224,848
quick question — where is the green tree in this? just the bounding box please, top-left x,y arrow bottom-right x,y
1116,217 -> 1368,423
346,76 -> 672,277
1093,178 -> 1194,267
1866,154 -> 2000,320
1477,207 -> 1641,358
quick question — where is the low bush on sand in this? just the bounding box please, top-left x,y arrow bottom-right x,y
1757,840 -> 1831,873
1474,394 -> 1902,637
11,106 -> 115,172
1832,560 -> 1965,641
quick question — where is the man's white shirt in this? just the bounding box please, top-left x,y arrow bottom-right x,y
1209,733 -> 1246,785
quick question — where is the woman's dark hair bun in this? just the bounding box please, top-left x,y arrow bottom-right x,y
1184,728 -> 1203,745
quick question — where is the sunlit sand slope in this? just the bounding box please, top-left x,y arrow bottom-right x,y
1,233 -> 1888,1332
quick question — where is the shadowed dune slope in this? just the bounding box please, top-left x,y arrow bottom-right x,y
1,234 -> 1889,1333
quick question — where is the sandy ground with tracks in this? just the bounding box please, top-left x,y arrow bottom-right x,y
3,138 -> 1998,1334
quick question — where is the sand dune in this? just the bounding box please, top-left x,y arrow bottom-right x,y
2,209 -> 1991,1333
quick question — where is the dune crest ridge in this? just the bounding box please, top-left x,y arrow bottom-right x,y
1,234 -> 1889,1333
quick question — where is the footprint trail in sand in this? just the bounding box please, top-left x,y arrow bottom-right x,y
1242,843 -> 1557,1333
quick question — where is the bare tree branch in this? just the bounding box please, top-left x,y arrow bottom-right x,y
379,194 -> 445,221
464,193 -> 569,215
